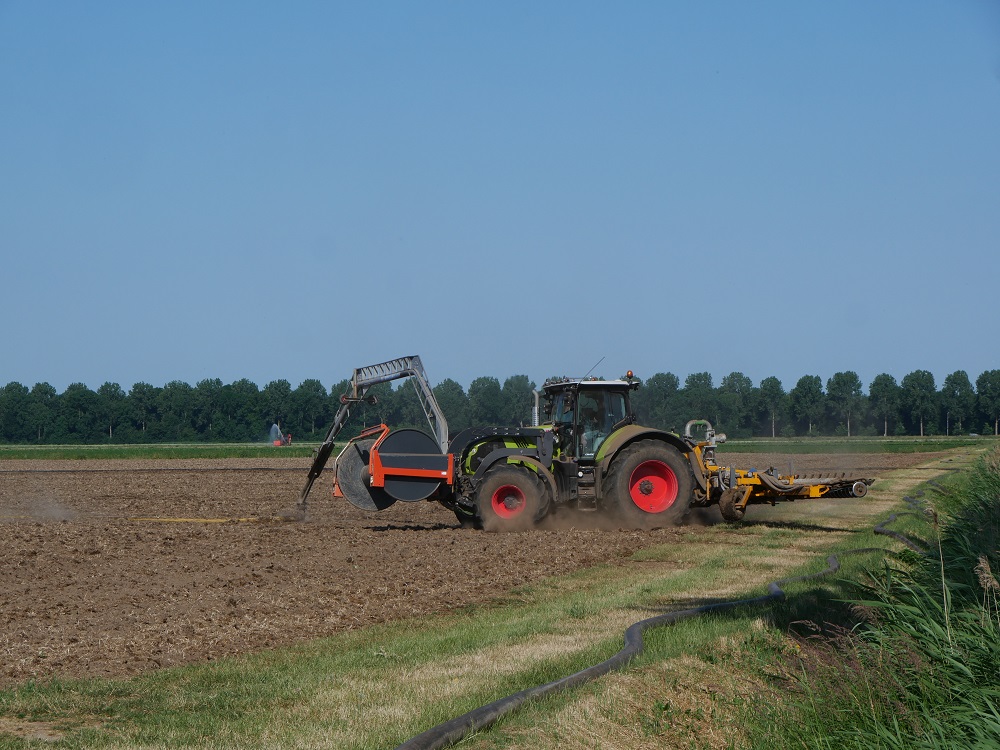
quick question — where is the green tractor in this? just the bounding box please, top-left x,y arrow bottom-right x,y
502,373 -> 694,528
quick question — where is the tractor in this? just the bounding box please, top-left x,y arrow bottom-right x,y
270,423 -> 292,446
297,356 -> 872,530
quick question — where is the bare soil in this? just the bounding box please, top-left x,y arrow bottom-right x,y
0,452 -> 934,687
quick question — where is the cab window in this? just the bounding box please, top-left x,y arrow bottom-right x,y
551,392 -> 574,425
578,390 -> 626,457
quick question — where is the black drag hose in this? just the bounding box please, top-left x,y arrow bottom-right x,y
396,489 -> 934,750
873,491 -> 931,554
396,579 -> 784,750
396,543 -> 922,750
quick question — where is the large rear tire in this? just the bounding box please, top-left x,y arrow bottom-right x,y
476,465 -> 548,532
605,439 -> 692,527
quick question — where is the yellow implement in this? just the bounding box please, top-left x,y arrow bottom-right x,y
684,420 -> 873,521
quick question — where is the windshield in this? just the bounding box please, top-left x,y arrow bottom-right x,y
549,388 -> 627,458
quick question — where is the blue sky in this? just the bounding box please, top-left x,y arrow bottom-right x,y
2,2 -> 998,395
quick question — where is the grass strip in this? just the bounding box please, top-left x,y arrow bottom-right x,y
2,435 -> 993,461
717,435 -> 992,454
0,444 -> 314,460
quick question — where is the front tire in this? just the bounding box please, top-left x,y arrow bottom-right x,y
605,440 -> 692,527
476,465 -> 548,532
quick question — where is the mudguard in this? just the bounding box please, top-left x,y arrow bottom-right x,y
467,431 -> 556,481
498,454 -> 559,503
595,425 -> 691,474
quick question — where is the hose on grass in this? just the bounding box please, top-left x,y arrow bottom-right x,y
395,491 -> 932,750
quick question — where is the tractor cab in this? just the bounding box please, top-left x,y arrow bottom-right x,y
543,375 -> 638,460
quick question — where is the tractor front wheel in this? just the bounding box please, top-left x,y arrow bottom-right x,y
605,440 -> 692,528
475,465 -> 548,532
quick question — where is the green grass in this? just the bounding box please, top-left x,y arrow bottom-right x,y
4,435 -> 991,462
0,443 -> 315,460
736,449 -> 1000,750
719,435 -> 994,454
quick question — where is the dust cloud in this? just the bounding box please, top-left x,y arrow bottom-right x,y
0,493 -> 78,523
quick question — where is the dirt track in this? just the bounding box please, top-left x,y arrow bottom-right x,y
0,453 -> 932,687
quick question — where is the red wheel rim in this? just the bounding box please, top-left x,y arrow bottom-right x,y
491,484 -> 527,518
628,460 -> 678,513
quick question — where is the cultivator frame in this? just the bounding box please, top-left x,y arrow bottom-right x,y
683,420 -> 873,521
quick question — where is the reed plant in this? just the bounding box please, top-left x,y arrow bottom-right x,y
751,448 -> 1000,749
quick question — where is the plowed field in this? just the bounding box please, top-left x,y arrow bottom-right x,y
0,452 -> 934,687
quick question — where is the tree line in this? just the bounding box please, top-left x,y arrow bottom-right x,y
1,368 -> 999,445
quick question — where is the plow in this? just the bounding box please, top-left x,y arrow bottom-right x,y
298,356 -> 873,529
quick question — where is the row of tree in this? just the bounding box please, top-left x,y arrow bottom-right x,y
1,368 -> 998,445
